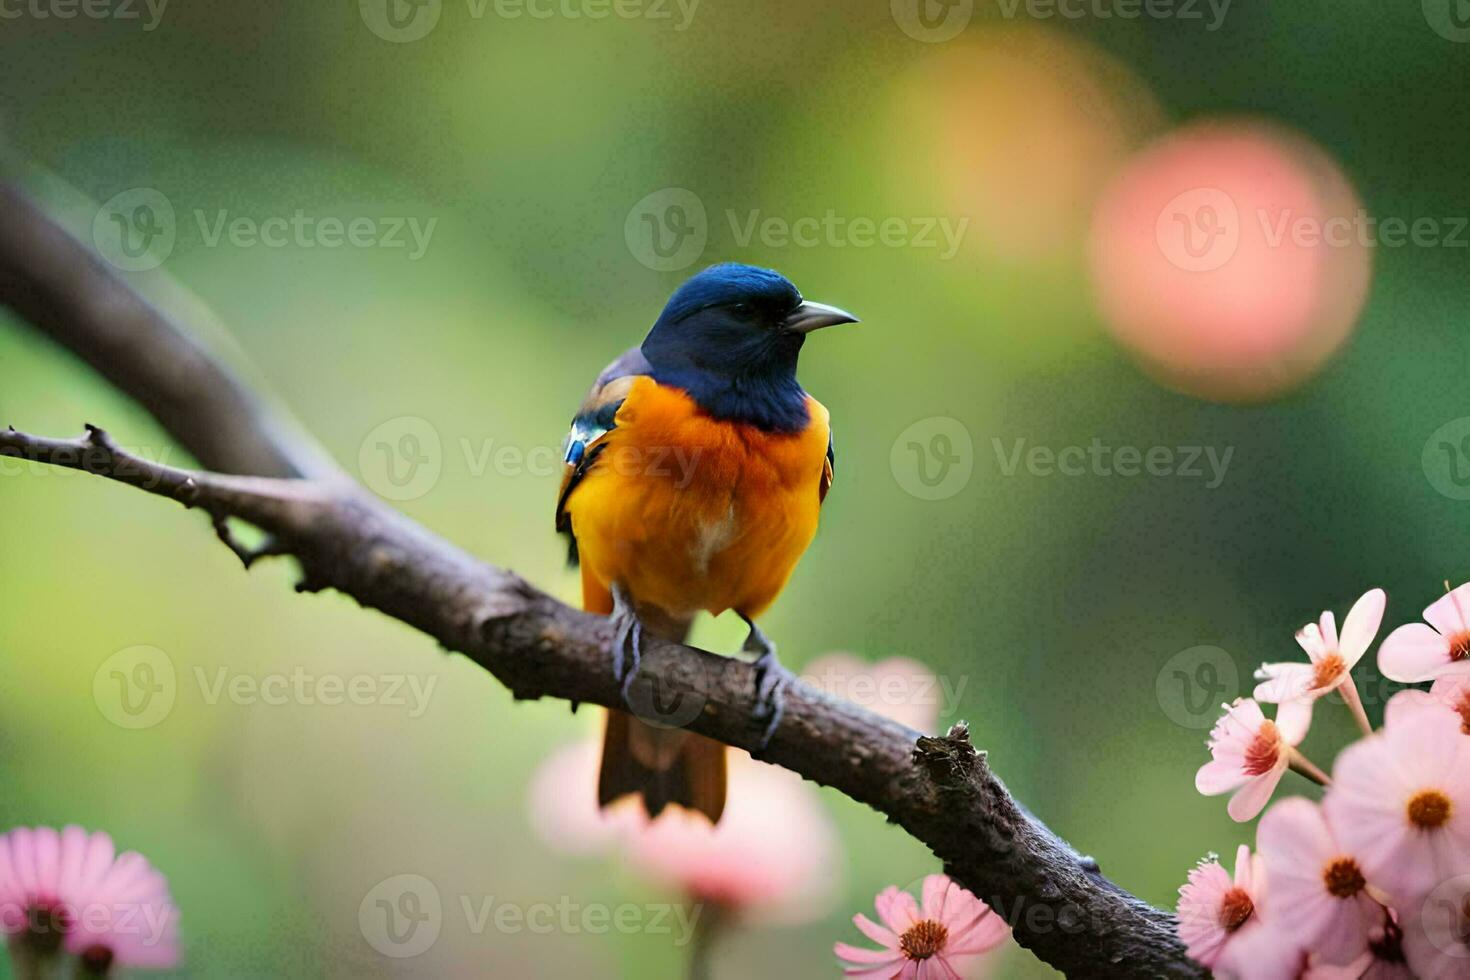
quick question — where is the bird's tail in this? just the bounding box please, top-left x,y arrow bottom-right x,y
598,710 -> 727,823
583,566 -> 727,824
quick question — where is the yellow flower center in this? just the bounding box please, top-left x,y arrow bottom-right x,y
899,919 -> 949,960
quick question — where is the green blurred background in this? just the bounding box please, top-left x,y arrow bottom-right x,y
2,1 -> 1468,976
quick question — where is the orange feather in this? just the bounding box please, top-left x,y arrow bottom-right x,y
564,377 -> 831,622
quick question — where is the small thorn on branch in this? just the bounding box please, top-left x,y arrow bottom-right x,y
212,515 -> 250,566
292,559 -> 333,593
82,423 -> 114,449
211,516 -> 285,569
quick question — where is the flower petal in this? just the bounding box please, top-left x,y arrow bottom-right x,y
1197,759 -> 1247,796
1338,588 -> 1386,667
1258,796 -> 1330,870
1384,689 -> 1442,729
1378,623 -> 1451,682
853,913 -> 898,949
1254,662 -> 1314,705
1228,768 -> 1283,822
921,874 -> 950,921
925,955 -> 964,980
1215,920 -> 1307,980
947,908 -> 1010,955
32,826 -> 59,897
1297,622 -> 1325,659
1319,610 -> 1340,654
834,942 -> 903,966
875,885 -> 920,934
841,960 -> 907,980
1275,699 -> 1313,746
55,825 -> 89,900
1423,583 -> 1470,638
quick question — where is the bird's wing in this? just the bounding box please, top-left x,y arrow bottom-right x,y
820,428 -> 834,505
555,347 -> 654,564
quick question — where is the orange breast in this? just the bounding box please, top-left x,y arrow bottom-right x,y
566,377 -> 830,619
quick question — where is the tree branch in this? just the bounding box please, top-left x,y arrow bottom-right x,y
0,184 -> 336,480
0,186 -> 1202,978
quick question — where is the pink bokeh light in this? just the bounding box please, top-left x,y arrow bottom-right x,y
894,27 -> 1163,264
1090,121 -> 1372,402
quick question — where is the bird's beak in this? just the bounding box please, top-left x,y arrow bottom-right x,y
782,300 -> 860,334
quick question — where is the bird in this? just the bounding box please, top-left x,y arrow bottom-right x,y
555,262 -> 857,824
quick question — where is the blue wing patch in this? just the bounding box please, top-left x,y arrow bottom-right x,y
555,347 -> 654,565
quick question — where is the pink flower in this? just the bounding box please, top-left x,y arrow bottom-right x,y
1300,908 -> 1414,978
527,739 -> 840,924
622,755 -> 839,923
1427,676 -> 1470,736
1256,797 -> 1384,965
801,654 -> 945,733
1255,589 -> 1384,736
0,826 -> 180,972
1304,946 -> 1414,978
1177,845 -> 1299,977
834,874 -> 1009,979
1378,583 -> 1470,684
1322,693 -> 1470,904
1392,676 -> 1470,737
526,739 -> 647,856
1402,872 -> 1470,979
1304,954 -> 1413,979
1196,698 -> 1311,821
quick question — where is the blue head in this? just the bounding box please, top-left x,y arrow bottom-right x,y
640,263 -> 858,432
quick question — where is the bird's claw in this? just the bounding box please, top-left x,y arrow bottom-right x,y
610,585 -> 643,704
741,617 -> 791,756
751,651 -> 792,752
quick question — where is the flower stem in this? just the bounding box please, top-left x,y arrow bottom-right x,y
6,941 -> 56,980
1288,748 -> 1331,787
1338,676 -> 1374,738
686,903 -> 725,980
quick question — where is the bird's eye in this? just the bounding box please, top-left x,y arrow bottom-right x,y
730,302 -> 751,315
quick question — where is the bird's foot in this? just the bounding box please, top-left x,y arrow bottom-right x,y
741,616 -> 792,755
609,584 -> 643,704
